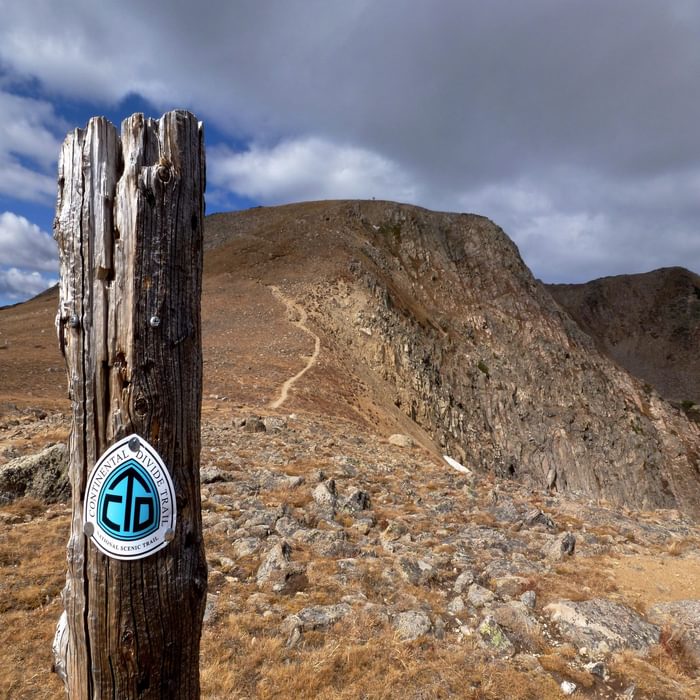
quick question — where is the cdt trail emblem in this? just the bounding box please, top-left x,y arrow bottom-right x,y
84,434 -> 176,560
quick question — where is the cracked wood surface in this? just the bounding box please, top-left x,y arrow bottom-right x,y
54,111 -> 207,699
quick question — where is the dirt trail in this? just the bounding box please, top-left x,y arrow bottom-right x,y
268,285 -> 321,409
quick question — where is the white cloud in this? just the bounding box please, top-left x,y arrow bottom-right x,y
0,267 -> 55,301
0,212 -> 57,271
0,2 -> 699,281
209,138 -> 418,205
0,90 -> 62,202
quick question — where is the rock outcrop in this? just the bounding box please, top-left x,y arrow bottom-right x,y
0,443 -> 69,503
204,201 -> 700,516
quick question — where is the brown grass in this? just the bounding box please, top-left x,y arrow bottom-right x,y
0,505 -> 69,699
534,555 -> 618,606
609,649 -> 700,699
200,610 -> 565,699
538,648 -> 594,689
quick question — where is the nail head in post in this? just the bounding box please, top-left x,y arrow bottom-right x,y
83,521 -> 94,537
68,314 -> 80,328
164,528 -> 175,542
128,436 -> 141,452
149,315 -> 161,328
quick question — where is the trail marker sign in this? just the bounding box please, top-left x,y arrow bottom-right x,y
84,435 -> 176,560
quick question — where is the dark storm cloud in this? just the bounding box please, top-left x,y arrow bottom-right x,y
0,0 -> 698,282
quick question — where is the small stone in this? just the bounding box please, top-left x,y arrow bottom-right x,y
203,593 -> 219,625
281,603 -> 351,635
388,434 -> 414,448
256,541 -> 296,589
393,610 -> 432,641
561,532 -> 576,556
396,557 -> 436,586
492,575 -> 527,599
647,600 -> 700,670
0,443 -> 69,503
448,597 -> 465,615
312,480 -> 337,509
584,661 -> 606,679
344,489 -> 371,512
478,616 -> 515,656
560,680 -> 577,696
520,590 -> 536,609
454,570 -> 475,593
467,583 -> 495,608
525,509 -> 556,530
200,467 -> 232,484
242,416 -> 266,433
233,537 -> 262,558
381,520 -> 409,543
263,416 -> 287,433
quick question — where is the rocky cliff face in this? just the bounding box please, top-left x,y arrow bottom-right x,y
205,201 -> 700,517
548,267 -> 700,406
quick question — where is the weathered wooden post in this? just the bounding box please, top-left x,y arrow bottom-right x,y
53,111 -> 207,698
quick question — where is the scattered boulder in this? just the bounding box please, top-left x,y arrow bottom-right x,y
520,590 -> 537,610
560,680 -> 577,696
263,416 -> 288,433
388,434 -> 414,448
344,488 -> 371,512
525,509 -> 556,531
544,598 -> 660,654
467,583 -> 495,608
491,602 -> 543,651
200,467 -> 232,484
394,610 -> 432,641
256,541 -> 307,593
233,537 -> 263,558
203,593 -> 219,625
454,569 -> 475,593
478,616 -> 515,656
239,416 -> 266,433
448,596 -> 465,615
312,480 -> 337,509
380,519 -> 409,544
396,556 -> 436,587
282,603 -> 352,636
0,443 -> 69,503
546,532 -> 576,560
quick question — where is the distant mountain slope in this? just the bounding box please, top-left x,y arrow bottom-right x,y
203,201 -> 700,516
2,201 -> 699,514
548,267 -> 700,405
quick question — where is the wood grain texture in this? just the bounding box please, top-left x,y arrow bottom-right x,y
54,111 -> 207,699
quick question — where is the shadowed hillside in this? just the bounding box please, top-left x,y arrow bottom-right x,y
548,268 -> 700,407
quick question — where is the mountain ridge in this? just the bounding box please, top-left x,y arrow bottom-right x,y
547,266 -> 700,407
197,200 -> 700,516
